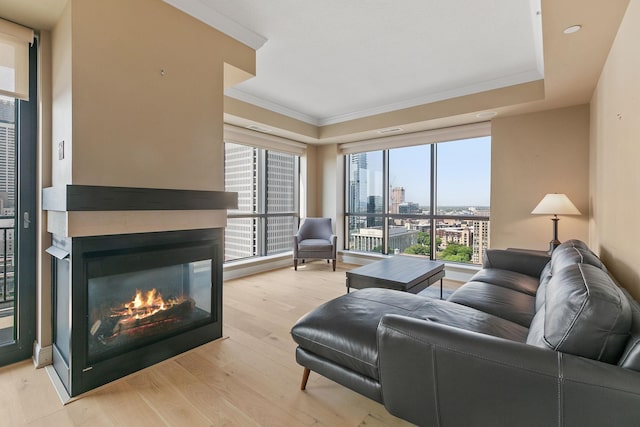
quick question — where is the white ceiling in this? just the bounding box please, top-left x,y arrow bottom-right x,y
165,0 -> 544,126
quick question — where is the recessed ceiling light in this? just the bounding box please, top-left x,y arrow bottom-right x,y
476,111 -> 497,119
376,127 -> 403,135
563,25 -> 582,34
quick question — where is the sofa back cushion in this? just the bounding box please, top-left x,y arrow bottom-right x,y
535,262 -> 552,312
551,240 -> 607,273
527,263 -> 631,363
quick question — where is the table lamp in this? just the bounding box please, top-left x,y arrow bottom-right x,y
531,193 -> 581,254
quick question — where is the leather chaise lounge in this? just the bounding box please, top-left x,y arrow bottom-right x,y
290,240 -> 640,426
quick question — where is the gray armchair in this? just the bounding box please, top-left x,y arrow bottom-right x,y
293,217 -> 337,271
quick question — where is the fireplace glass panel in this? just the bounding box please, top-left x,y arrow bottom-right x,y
87,259 -> 212,363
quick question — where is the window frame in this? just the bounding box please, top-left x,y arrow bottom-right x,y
344,132 -> 491,264
224,141 -> 301,262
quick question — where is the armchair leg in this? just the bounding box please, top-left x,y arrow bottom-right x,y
300,367 -> 311,390
332,259 -> 336,271
294,259 -> 298,271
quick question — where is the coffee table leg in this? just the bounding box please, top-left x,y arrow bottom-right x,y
440,278 -> 443,300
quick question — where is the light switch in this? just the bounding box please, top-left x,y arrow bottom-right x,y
58,140 -> 64,160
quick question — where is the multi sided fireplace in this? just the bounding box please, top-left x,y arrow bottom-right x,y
49,228 -> 223,397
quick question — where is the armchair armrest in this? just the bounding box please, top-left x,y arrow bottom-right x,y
330,234 -> 337,257
292,234 -> 300,257
483,248 -> 550,278
377,314 -> 640,426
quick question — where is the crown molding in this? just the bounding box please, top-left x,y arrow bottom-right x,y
224,87 -> 321,126
162,0 -> 267,50
227,69 -> 541,128
318,69 -> 543,126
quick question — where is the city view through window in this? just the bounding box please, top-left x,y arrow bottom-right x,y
0,95 -> 15,343
224,142 -> 299,261
346,136 -> 491,264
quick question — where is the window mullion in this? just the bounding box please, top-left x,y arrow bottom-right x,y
382,150 -> 389,255
430,143 -> 437,260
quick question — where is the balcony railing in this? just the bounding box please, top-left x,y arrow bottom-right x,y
345,214 -> 490,265
0,217 -> 14,304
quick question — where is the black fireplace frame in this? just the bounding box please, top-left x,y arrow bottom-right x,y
50,228 -> 223,397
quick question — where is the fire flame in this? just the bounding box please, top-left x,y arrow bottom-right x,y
120,288 -> 179,320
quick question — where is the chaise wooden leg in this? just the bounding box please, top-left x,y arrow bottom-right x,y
294,259 -> 298,271
300,367 -> 311,390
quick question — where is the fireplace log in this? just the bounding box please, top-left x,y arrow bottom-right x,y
96,298 -> 195,345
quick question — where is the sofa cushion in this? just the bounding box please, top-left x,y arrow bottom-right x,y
551,242 -> 607,273
297,238 -> 332,251
555,239 -> 590,251
291,288 -> 528,381
527,263 -> 631,363
468,268 -> 539,296
447,281 -> 536,327
535,262 -> 553,312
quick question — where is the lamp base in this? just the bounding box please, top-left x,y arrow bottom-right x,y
547,216 -> 561,255
547,239 -> 561,255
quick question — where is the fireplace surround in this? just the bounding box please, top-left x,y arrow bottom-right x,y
43,185 -> 236,398
49,228 -> 223,397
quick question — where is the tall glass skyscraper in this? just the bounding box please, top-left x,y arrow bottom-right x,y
224,142 -> 299,261
0,99 -> 15,210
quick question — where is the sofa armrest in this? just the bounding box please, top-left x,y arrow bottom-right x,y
483,248 -> 550,278
377,314 -> 640,427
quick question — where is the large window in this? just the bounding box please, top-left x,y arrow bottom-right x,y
224,142 -> 299,262
345,135 -> 490,264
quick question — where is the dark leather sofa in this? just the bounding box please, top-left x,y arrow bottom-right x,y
290,240 -> 640,426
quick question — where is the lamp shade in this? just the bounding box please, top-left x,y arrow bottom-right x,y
531,193 -> 581,215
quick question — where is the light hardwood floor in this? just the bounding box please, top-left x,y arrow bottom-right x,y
0,261 -> 461,427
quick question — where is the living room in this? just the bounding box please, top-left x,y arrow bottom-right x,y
0,0 -> 638,425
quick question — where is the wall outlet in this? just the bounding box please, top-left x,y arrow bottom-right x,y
58,140 -> 64,160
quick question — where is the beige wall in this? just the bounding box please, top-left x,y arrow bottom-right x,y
68,0 -> 253,191
301,143 -> 343,244
48,0 -> 255,237
590,0 -> 640,299
51,1 -> 72,187
490,105 -> 590,251
38,0 -> 255,360
317,144 -> 344,244
301,144 -> 318,218
35,30 -> 53,366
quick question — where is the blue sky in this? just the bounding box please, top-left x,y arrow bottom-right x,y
383,136 -> 491,206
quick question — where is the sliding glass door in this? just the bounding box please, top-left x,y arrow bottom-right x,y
0,42 -> 36,365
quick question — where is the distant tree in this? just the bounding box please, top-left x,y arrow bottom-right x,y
440,243 -> 473,263
373,245 -> 392,254
404,244 -> 430,256
417,232 -> 430,246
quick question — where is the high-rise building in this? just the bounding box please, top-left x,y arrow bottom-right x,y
266,150 -> 297,254
398,202 -> 420,214
390,187 -> 405,213
224,143 -> 299,260
366,195 -> 383,227
349,153 -> 368,212
224,143 -> 258,260
0,100 -> 15,207
472,219 -> 490,264
0,99 -> 15,259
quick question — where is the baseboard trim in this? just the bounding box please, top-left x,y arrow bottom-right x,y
32,341 -> 53,368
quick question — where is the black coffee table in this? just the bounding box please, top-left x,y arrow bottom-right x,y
346,255 -> 446,298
